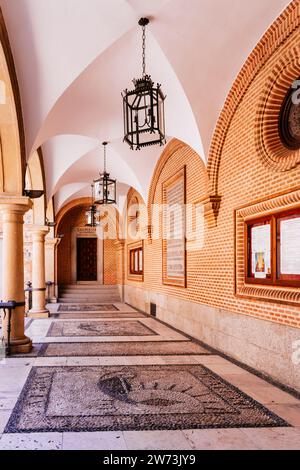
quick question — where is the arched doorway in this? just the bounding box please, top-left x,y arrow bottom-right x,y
56,199 -> 121,287
72,225 -> 103,283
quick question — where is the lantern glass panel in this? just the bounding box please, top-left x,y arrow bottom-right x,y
86,210 -> 92,226
94,179 -> 104,203
107,179 -> 116,203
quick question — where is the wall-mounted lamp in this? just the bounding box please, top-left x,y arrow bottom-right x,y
23,189 -> 44,199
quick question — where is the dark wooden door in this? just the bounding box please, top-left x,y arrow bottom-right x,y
76,238 -> 97,281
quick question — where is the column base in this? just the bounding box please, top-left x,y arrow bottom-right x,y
9,336 -> 32,354
28,309 -> 50,318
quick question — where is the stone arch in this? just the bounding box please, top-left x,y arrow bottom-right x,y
207,1 -> 300,197
26,149 -> 46,225
46,197 -> 55,237
56,198 -> 122,285
0,7 -> 26,194
55,197 -> 122,239
126,187 -> 147,241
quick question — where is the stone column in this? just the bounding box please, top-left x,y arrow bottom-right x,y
0,196 -> 32,354
45,237 -> 61,303
115,239 -> 125,302
28,226 -> 49,318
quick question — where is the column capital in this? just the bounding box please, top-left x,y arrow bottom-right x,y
27,225 -> 50,238
45,237 -> 61,248
0,195 -> 32,215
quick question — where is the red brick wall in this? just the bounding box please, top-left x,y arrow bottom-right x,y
125,7 -> 300,329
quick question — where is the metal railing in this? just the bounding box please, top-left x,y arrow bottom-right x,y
24,281 -> 32,312
0,301 -> 25,356
24,281 -> 54,312
46,281 -> 54,303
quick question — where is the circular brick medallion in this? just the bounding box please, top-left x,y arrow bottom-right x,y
255,55 -> 300,171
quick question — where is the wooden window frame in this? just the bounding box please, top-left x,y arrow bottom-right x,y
129,246 -> 143,275
245,208 -> 300,288
127,241 -> 144,281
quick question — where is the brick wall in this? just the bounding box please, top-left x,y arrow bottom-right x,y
124,7 -> 300,329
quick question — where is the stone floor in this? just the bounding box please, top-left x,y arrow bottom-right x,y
0,302 -> 300,450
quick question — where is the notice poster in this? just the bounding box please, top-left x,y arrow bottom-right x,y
162,167 -> 186,287
251,224 -> 271,279
279,216 -> 300,275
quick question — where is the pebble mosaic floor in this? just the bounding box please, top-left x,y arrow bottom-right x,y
56,312 -> 144,319
46,320 -> 158,337
1,301 -> 300,449
58,304 -> 119,312
5,364 -> 287,433
19,340 -> 210,357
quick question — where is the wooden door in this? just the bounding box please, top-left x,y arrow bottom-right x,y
76,238 -> 97,281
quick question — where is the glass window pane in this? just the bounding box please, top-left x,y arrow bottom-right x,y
251,223 -> 271,279
94,181 -> 103,201
279,216 -> 300,275
134,251 -> 139,271
108,182 -> 115,201
139,249 -> 143,272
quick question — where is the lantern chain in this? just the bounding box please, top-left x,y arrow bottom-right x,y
142,23 -> 146,77
103,142 -> 107,173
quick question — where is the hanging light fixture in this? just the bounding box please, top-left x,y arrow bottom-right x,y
86,183 -> 100,226
122,18 -> 166,150
94,142 -> 117,205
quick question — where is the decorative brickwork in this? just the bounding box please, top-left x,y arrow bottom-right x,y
235,187 -> 300,306
208,0 -> 300,196
125,4 -> 300,329
255,50 -> 300,171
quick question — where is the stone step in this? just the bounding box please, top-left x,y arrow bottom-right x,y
59,287 -> 118,291
58,297 -> 120,305
60,284 -> 117,288
58,284 -> 121,303
59,291 -> 119,297
58,292 -> 120,297
59,296 -> 120,304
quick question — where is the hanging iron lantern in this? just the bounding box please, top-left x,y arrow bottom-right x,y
122,18 -> 166,150
94,142 -> 117,205
86,184 -> 100,227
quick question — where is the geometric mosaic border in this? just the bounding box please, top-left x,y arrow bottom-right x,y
5,365 -> 289,433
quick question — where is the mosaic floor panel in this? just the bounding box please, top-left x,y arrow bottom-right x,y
5,365 -> 288,433
58,304 -> 118,312
46,320 -> 158,337
55,312 -> 144,319
35,340 -> 210,357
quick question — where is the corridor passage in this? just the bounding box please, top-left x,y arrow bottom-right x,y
0,300 -> 300,450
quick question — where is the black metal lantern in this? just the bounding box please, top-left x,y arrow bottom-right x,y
94,142 -> 116,205
86,184 -> 100,227
86,204 -> 99,227
122,18 -> 166,150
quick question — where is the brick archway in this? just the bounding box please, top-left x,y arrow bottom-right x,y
207,1 -> 300,197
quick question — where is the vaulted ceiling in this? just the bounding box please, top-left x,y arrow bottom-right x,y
0,0 -> 290,211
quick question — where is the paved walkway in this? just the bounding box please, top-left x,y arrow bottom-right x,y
0,302 -> 300,450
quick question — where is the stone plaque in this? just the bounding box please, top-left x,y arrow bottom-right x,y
162,167 -> 186,287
